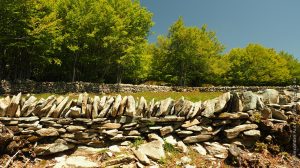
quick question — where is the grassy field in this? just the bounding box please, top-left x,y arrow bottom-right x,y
0,91 -> 222,102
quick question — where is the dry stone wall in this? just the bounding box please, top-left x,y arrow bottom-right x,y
0,80 -> 294,94
0,89 -> 300,159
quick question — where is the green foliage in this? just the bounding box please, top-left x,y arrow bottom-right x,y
131,137 -> 144,148
268,144 -> 280,155
0,0 -> 153,83
250,112 -> 262,123
279,51 -> 300,84
150,17 -> 225,86
1,2 -> 300,86
254,142 -> 268,152
224,44 -> 292,85
163,141 -> 179,154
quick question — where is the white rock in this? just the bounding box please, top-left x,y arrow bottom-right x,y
125,96 -> 136,116
177,141 -> 189,153
204,142 -> 228,159
148,133 -> 164,144
138,140 -> 165,161
193,144 -> 207,155
184,165 -> 196,168
165,135 -> 177,146
109,145 -> 121,153
181,156 -> 192,164
65,156 -> 98,168
111,95 -> 122,117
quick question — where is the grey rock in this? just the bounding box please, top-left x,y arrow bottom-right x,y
0,96 -> 11,117
125,96 -> 136,117
165,135 -> 177,145
224,124 -> 258,139
261,89 -> 279,104
177,141 -> 189,153
193,143 -> 207,155
109,145 -> 121,153
202,92 -> 230,118
51,96 -> 69,118
173,97 -> 185,115
179,100 -> 194,117
187,101 -> 202,119
138,140 -> 165,161
102,155 -> 136,167
18,116 -> 39,122
81,92 -> 89,117
34,139 -> 75,156
243,130 -> 261,138
183,134 -> 212,144
132,149 -> 151,165
33,96 -> 52,116
98,97 -> 114,117
136,96 -> 147,117
6,93 -> 21,117
20,96 -> 37,116
186,125 -> 202,132
103,129 -> 121,136
260,107 -> 272,119
65,156 -> 98,168
111,95 -> 122,117
217,112 -> 249,120
66,106 -> 81,118
148,133 -> 164,144
66,125 -> 86,132
38,98 -> 56,117
101,123 -> 121,129
182,119 -> 200,128
127,130 -> 140,136
204,142 -> 228,159
46,104 -> 57,118
92,96 -> 100,119
272,108 -> 288,121
160,126 -> 174,136
98,96 -> 107,112
156,98 -> 174,116
117,96 -> 127,116
36,128 -> 59,137
242,91 -> 262,111
176,130 -> 194,136
60,99 -> 74,118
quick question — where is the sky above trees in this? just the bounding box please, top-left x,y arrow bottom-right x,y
140,0 -> 300,59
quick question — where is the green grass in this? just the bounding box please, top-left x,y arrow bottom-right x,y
113,91 -> 222,102
0,91 -> 222,102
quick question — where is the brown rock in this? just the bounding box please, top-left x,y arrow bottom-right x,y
183,134 -> 212,144
6,93 -> 21,117
36,128 -> 59,137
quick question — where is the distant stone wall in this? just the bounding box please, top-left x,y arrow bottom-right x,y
0,89 -> 299,157
0,80 -> 295,94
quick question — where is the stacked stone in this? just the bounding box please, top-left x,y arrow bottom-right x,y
1,80 -> 293,94
0,89 -> 299,157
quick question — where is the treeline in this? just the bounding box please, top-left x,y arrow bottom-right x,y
1,0 -> 300,86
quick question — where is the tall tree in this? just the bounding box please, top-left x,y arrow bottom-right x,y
279,51 -> 300,84
224,44 -> 291,85
151,17 -> 224,86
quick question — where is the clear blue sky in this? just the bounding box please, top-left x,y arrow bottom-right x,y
140,0 -> 300,59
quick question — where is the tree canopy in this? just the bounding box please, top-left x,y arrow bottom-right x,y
0,1 -> 299,86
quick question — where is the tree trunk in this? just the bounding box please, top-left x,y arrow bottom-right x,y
72,53 -> 78,82
179,61 -> 185,86
116,64 -> 123,93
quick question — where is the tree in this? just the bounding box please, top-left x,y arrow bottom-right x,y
151,17 -> 224,86
224,44 -> 291,85
45,0 -> 153,82
279,51 -> 300,84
